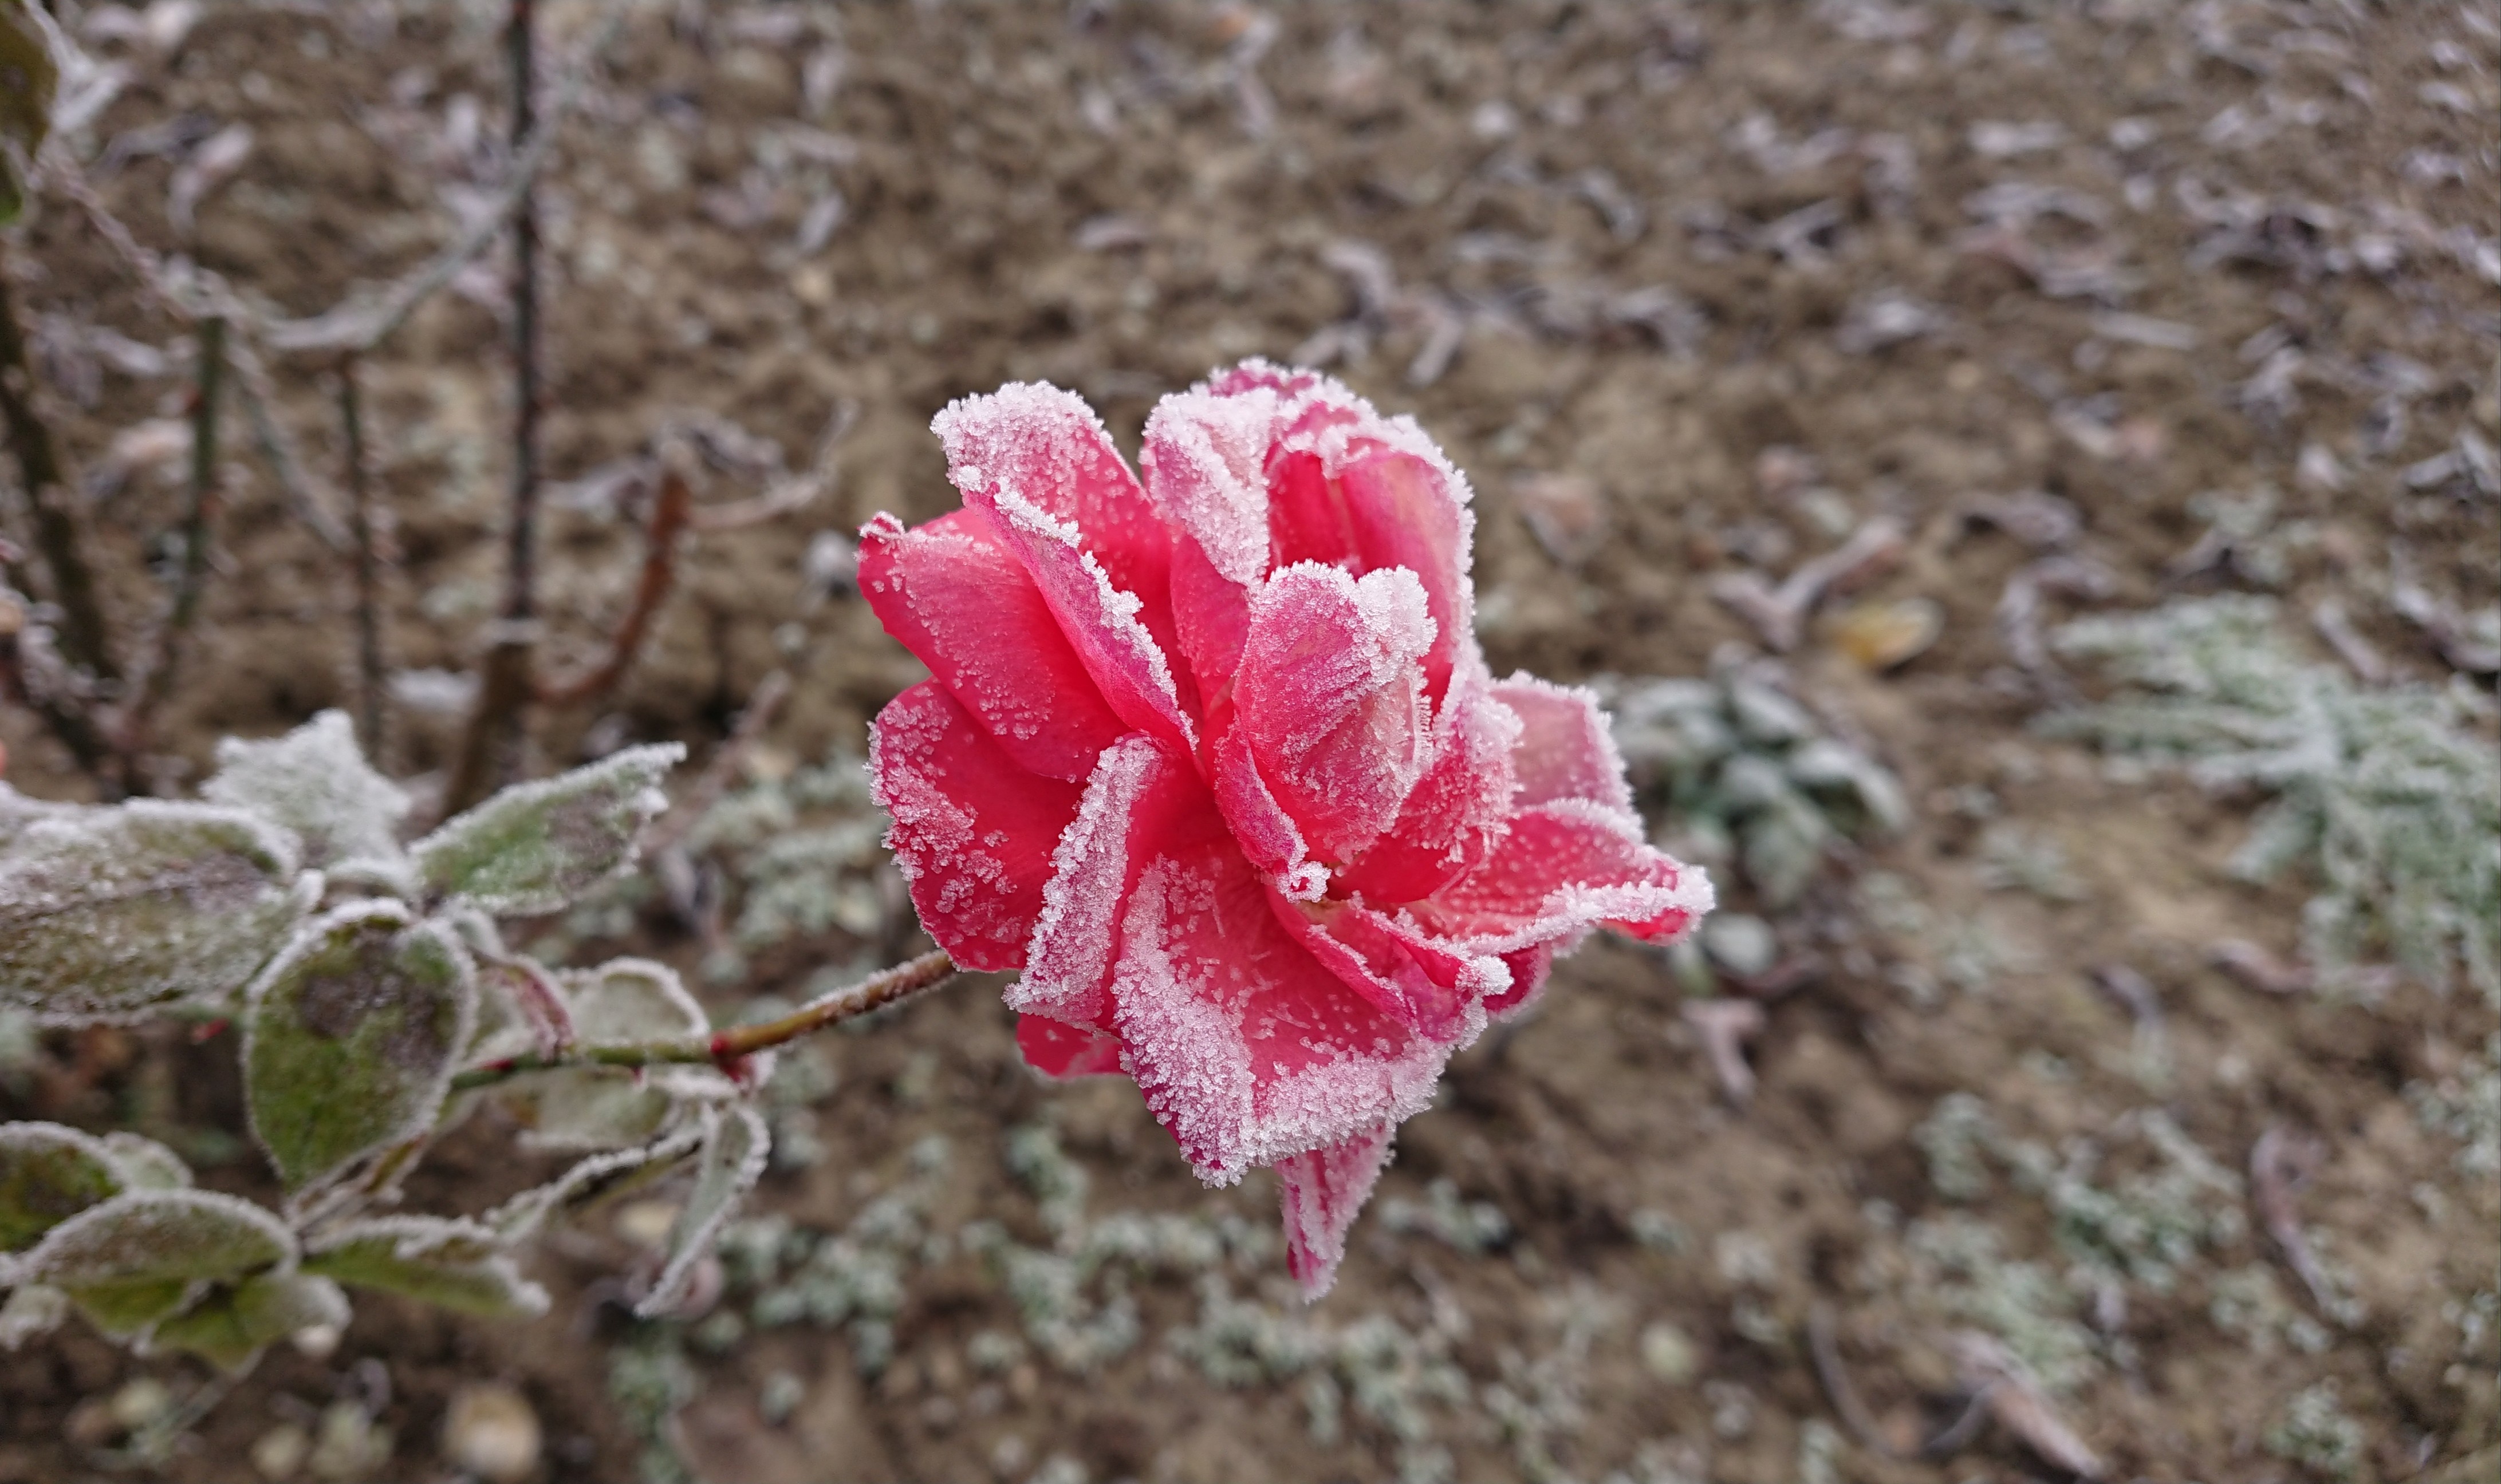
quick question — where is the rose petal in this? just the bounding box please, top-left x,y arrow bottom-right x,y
1270,892 -> 1502,1044
868,681 -> 1088,970
967,484 -> 1198,749
1338,665 -> 1522,905
1419,799 -> 1714,952
1015,735 -> 1218,1025
1016,1015 -> 1126,1079
1141,383 -> 1290,590
932,383 -> 1185,696
1227,563 -> 1435,865
1278,1122 -> 1395,1301
1491,674 -> 1637,824
1486,944 -> 1555,1019
1106,800 -> 1452,1185
860,510 -> 1128,781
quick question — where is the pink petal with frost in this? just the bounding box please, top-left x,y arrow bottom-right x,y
1200,357 -> 1326,401
1015,735 -> 1214,1024
1228,563 -> 1435,865
967,484 -> 1198,749
1419,799 -> 1714,952
1017,1015 -> 1126,1079
1168,536 -> 1255,716
1491,674 -> 1638,824
1270,893 -> 1502,1045
1141,384 -> 1290,589
1339,665 -> 1523,905
868,681 -> 1088,971
932,384 -> 1186,698
859,510 -> 1127,782
1105,802 -> 1453,1185
1486,944 -> 1557,1019
1208,717 -> 1328,901
1278,1122 -> 1395,1300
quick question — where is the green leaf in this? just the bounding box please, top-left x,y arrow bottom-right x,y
637,1103 -> 767,1317
147,1272 -> 348,1372
0,1283 -> 69,1349
301,1217 -> 548,1320
410,744 -> 684,916
0,1122 -> 124,1253
0,784 -> 75,851
97,1133 -> 191,1191
0,1 -> 58,226
243,902 -> 476,1193
0,801 -> 312,1025
504,958 -> 720,1152
483,1127 -> 704,1246
203,711 -> 412,877
22,1190 -> 293,1338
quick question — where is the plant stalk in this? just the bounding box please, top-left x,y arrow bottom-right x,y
0,249 -> 117,682
116,313 -> 224,784
447,949 -> 957,1092
337,356 -> 388,758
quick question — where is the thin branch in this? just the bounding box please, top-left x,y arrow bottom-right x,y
640,665 -> 793,860
1807,1302 -> 1903,1459
684,401 -> 858,533
337,356 -> 388,757
258,1 -> 629,356
443,0 -> 548,818
116,314 -> 225,783
448,949 -> 957,1092
229,336 -> 350,551
0,250 -> 118,682
0,586 -> 115,775
534,458 -> 691,705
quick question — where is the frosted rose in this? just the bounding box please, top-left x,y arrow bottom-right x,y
864,361 -> 1710,1296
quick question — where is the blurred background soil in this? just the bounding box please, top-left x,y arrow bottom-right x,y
2,2 -> 2496,1482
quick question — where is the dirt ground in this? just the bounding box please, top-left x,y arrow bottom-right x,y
3,1 -> 2498,1481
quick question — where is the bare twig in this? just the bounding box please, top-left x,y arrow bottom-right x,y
448,949 -> 956,1092
2250,1125 -> 2339,1317
1682,996 -> 1765,1106
258,1 -> 629,356
535,459 -> 692,706
2211,938 -> 2312,996
0,586 -> 114,775
640,666 -> 793,861
443,0 -> 548,818
229,337 -> 349,551
0,252 -> 118,682
337,357 -> 388,756
1710,517 -> 1906,652
116,314 -> 225,782
684,401 -> 858,533
1947,1331 -> 2105,1479
2309,598 -> 2388,685
1807,1303 -> 1903,1458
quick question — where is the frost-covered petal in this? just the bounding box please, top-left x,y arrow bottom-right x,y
1491,674 -> 1637,826
860,508 -> 1129,782
1015,1015 -> 1126,1079
870,682 -> 1088,972
1270,893 -> 1503,1045
1226,563 -> 1435,865
1419,800 -> 1713,951
1486,944 -> 1555,1019
966,483 -> 1197,748
1014,735 -> 1214,1023
1277,1122 -> 1394,1301
931,381 -> 1174,638
1141,381 -> 1294,590
1106,818 -> 1452,1186
1339,666 -> 1522,905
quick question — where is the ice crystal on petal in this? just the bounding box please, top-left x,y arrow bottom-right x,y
1278,1123 -> 1395,1300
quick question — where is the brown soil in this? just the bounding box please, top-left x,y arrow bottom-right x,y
3,3 -> 2496,1482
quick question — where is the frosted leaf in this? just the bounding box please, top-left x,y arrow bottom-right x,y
1278,1123 -> 1395,1301
22,1189 -> 293,1338
202,711 -> 411,874
565,957 -> 707,1043
507,960 -> 726,1151
303,1217 -> 549,1320
0,1122 -> 124,1253
410,744 -> 684,916
0,783 -> 75,851
637,1103 -> 769,1317
98,1134 -> 191,1191
485,1124 -> 706,1245
146,1272 -> 349,1371
0,1283 -> 69,1349
243,902 -> 477,1193
0,800 -> 310,1024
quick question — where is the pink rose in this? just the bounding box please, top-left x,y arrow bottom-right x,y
865,361 -> 1710,1296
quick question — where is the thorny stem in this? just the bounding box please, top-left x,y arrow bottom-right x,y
444,0 -> 544,818
0,250 -> 117,682
337,357 -> 388,757
447,949 -> 958,1092
117,314 -> 224,782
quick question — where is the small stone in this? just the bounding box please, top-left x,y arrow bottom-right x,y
443,1384 -> 541,1484
308,1400 -> 389,1482
1640,1322 -> 1699,1385
1701,913 -> 1779,979
613,1199 -> 680,1249
1829,597 -> 1943,669
109,1376 -> 174,1431
253,1422 -> 311,1481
